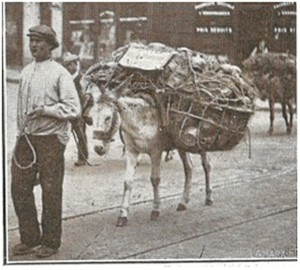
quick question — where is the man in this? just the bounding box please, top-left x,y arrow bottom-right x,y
250,39 -> 269,57
11,25 -> 81,258
62,53 -> 90,166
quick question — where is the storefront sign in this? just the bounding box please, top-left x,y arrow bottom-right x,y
276,10 -> 296,16
198,11 -> 231,16
273,2 -> 296,37
195,2 -> 234,16
279,10 -> 296,16
273,2 -> 296,16
194,2 -> 234,34
119,17 -> 147,22
273,2 -> 295,9
195,2 -> 235,11
274,27 -> 296,34
196,26 -> 232,34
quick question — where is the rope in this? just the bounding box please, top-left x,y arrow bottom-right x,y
12,113 -> 38,170
13,133 -> 37,170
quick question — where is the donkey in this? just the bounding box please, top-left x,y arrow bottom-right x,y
90,79 -> 212,227
253,73 -> 296,135
242,54 -> 296,135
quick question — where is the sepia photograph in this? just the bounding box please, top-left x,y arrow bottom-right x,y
1,1 -> 297,267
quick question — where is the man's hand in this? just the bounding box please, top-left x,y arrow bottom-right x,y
27,106 -> 44,119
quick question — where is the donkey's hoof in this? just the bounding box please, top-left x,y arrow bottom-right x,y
205,199 -> 213,206
176,203 -> 187,211
116,216 -> 128,227
150,210 -> 160,221
287,128 -> 292,135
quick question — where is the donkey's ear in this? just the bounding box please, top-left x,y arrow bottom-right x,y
112,74 -> 134,98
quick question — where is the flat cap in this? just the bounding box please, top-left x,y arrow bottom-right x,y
27,24 -> 59,50
63,53 -> 79,64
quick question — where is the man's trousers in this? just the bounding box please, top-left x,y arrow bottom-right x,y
11,135 -> 66,249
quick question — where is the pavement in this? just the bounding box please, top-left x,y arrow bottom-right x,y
6,157 -> 297,263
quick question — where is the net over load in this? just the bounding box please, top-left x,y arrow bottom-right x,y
88,43 -> 257,153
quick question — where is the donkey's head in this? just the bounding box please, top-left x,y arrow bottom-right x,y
242,54 -> 259,72
91,75 -> 133,156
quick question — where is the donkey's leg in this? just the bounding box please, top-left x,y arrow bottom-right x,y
286,99 -> 294,134
150,151 -> 162,221
116,149 -> 138,227
281,100 -> 290,134
177,150 -> 193,211
200,151 -> 213,206
268,98 -> 275,135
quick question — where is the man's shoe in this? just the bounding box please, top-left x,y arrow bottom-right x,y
12,243 -> 37,256
36,245 -> 58,258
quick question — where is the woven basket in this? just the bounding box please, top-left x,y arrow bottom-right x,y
164,91 -> 254,153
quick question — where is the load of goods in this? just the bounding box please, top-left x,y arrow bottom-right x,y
85,42 -> 258,153
242,52 -> 296,101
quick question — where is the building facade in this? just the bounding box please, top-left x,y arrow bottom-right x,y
5,2 -> 296,67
